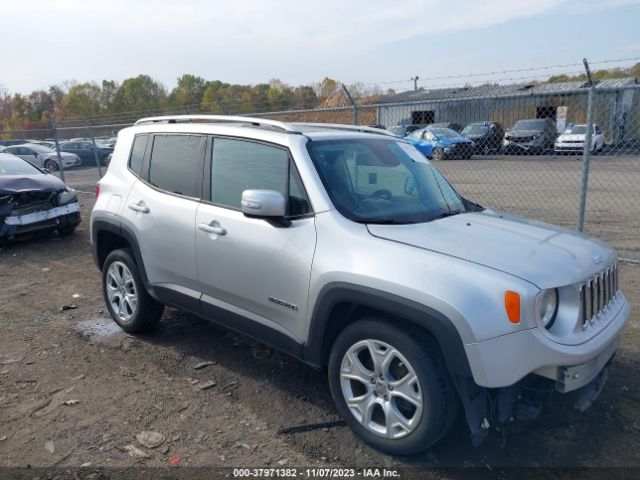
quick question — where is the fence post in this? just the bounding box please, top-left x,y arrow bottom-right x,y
577,59 -> 595,232
217,100 -> 229,115
341,84 -> 359,125
50,115 -> 66,182
83,118 -> 103,177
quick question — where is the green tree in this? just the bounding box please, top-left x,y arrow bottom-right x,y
169,74 -> 207,107
112,75 -> 167,112
64,82 -> 102,117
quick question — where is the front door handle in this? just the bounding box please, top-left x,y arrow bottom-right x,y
198,220 -> 227,236
128,201 -> 149,214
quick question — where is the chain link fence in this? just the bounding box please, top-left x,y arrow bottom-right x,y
2,77 -> 639,261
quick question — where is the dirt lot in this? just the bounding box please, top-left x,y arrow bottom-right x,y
1,162 -> 639,474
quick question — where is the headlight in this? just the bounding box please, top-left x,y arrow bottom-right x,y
58,187 -> 78,205
540,288 -> 558,328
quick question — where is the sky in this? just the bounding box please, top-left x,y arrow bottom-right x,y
2,0 -> 640,94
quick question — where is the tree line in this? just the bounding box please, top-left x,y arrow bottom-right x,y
0,75 -> 391,132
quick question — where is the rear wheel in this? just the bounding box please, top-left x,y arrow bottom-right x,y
102,248 -> 164,333
328,318 -> 457,455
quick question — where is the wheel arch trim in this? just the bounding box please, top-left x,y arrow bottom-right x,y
303,282 -> 473,377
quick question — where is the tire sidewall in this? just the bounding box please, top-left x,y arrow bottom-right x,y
328,318 -> 452,455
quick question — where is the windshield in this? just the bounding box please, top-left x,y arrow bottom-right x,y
307,138 -> 465,224
462,124 -> 489,135
0,154 -> 42,175
429,128 -> 460,139
564,125 -> 589,134
513,119 -> 546,130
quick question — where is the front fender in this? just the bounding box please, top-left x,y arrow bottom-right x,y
303,282 -> 473,377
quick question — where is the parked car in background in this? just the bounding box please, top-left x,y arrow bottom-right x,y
427,122 -> 463,132
462,122 -> 505,154
30,140 -> 57,149
0,139 -> 34,147
503,118 -> 557,154
2,144 -> 81,171
58,140 -> 113,166
0,152 -> 80,240
554,123 -> 605,154
406,127 -> 474,160
367,124 -> 386,130
388,124 -> 425,137
0,146 -> 6,152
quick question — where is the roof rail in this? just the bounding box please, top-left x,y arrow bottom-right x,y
134,115 -> 301,133
291,123 -> 395,137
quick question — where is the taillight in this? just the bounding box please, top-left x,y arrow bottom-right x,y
95,184 -> 100,198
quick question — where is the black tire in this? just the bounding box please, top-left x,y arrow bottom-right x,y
328,318 -> 457,455
432,148 -> 444,161
102,248 -> 164,333
57,224 -> 77,236
44,159 -> 59,171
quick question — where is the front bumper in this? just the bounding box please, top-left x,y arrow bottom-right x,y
464,292 -> 630,389
1,202 -> 81,238
555,142 -> 587,152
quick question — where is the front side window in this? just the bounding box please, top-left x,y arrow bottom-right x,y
307,138 -> 464,224
148,134 -> 205,197
210,138 -> 311,216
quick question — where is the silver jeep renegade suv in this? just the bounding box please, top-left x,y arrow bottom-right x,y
91,115 -> 630,455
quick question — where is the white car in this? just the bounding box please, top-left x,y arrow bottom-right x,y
2,143 -> 82,171
554,124 -> 605,154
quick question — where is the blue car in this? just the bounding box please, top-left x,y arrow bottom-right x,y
405,127 -> 474,160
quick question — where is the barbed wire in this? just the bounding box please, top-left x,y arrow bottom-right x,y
358,56 -> 640,88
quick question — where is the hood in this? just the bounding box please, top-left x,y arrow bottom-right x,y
0,174 -> 65,194
558,134 -> 586,141
507,129 -> 543,137
464,133 -> 486,139
367,211 -> 614,289
438,137 -> 472,145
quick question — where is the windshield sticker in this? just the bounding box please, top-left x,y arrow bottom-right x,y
397,142 -> 428,164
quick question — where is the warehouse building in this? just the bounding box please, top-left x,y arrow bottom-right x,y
376,78 -> 640,144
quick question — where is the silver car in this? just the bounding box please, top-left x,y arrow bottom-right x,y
2,143 -> 81,171
91,115 -> 630,455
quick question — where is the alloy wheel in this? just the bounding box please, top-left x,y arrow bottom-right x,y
106,261 -> 138,323
340,339 -> 423,439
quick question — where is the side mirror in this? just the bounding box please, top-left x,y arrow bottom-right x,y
241,189 -> 286,218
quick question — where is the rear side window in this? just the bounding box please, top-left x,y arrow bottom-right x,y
210,138 -> 311,216
148,134 -> 206,198
128,134 -> 148,175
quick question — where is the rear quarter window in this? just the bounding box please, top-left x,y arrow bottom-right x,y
128,134 -> 149,176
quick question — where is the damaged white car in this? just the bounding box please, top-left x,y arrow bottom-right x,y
0,152 -> 81,240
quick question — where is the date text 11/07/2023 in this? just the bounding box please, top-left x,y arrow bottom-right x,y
232,468 -> 401,478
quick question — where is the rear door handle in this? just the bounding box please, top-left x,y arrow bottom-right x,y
128,201 -> 149,214
198,221 -> 227,236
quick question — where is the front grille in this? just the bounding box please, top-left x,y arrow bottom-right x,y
579,264 -> 619,328
508,136 -> 534,143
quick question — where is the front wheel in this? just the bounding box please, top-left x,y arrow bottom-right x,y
432,148 -> 444,161
44,159 -> 59,171
102,248 -> 164,333
328,318 -> 457,455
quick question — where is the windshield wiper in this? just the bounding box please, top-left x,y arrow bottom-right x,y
429,210 -> 465,221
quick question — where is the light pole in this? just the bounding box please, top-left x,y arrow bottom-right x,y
411,76 -> 419,91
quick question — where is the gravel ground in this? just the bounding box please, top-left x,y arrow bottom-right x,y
0,162 -> 639,475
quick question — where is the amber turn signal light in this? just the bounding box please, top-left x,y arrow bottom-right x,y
505,291 -> 521,324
